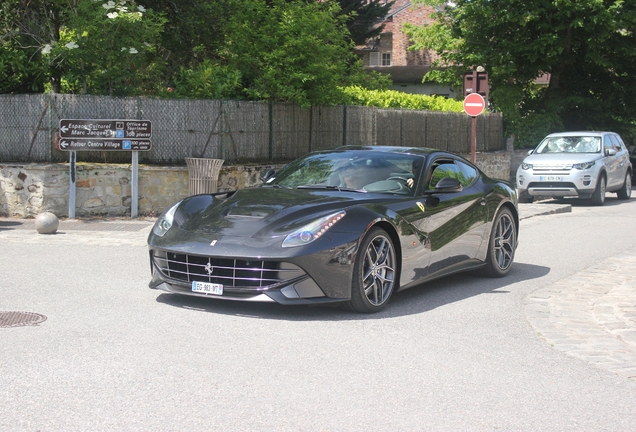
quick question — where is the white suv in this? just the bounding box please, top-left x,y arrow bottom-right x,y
516,131 -> 632,205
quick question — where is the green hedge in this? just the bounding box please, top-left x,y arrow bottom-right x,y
341,85 -> 464,112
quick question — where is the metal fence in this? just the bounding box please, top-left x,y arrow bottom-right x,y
0,94 -> 504,164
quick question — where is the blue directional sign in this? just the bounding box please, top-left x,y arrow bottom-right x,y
57,139 -> 151,151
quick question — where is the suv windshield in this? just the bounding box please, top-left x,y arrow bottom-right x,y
535,136 -> 601,154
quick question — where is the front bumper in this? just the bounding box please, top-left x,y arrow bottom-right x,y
516,167 -> 598,198
147,241 -> 357,305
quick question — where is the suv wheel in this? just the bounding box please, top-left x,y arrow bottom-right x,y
590,174 -> 606,206
617,172 -> 632,200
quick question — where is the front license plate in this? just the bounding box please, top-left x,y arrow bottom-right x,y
192,281 -> 223,295
539,175 -> 562,181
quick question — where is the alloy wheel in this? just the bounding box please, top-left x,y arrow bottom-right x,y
362,234 -> 396,306
493,212 -> 515,271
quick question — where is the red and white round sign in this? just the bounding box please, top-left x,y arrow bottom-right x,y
463,93 -> 485,116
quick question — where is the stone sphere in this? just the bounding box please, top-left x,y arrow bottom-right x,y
35,212 -> 59,234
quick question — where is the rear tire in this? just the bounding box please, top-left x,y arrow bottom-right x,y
616,172 -> 632,200
345,227 -> 397,313
590,174 -> 606,206
479,207 -> 516,278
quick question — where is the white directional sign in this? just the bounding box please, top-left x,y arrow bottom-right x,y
58,119 -> 152,151
59,119 -> 152,138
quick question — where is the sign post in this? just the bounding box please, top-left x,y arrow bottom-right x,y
58,119 -> 152,218
463,93 -> 486,164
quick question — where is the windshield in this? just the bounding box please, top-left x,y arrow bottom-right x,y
263,150 -> 424,195
535,136 -> 601,154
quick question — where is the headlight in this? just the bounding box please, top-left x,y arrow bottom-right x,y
573,161 -> 596,170
152,202 -> 180,237
282,210 -> 346,248
521,163 -> 533,170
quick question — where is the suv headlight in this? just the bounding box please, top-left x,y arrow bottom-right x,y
282,210 -> 346,248
521,163 -> 533,170
573,161 -> 596,170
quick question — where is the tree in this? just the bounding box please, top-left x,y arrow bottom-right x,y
2,0 -> 389,104
149,0 -> 235,79
219,0 -> 384,107
335,0 -> 395,45
43,1 -> 167,95
405,0 -> 636,147
0,0 -> 60,93
1,0 -> 166,95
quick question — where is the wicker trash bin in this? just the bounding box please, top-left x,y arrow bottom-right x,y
185,158 -> 224,195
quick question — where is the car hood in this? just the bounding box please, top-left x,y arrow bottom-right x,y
522,152 -> 603,166
173,187 -> 377,238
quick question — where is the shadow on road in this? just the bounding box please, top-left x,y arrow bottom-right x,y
0,220 -> 25,231
155,262 -> 551,321
549,195 -> 632,208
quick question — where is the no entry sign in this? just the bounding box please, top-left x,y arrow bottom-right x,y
463,93 -> 485,117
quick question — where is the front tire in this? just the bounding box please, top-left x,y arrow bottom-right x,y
616,172 -> 632,200
590,174 -> 606,206
345,227 -> 397,313
479,207 -> 516,278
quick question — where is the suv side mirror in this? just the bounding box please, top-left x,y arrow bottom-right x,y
605,148 -> 617,157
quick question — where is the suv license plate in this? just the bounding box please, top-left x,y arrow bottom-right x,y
192,281 -> 223,295
539,175 -> 562,181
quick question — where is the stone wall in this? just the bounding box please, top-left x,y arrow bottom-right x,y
0,163 -> 282,218
0,152 -> 511,219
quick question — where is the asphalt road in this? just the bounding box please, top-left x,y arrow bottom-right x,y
1,197 -> 636,431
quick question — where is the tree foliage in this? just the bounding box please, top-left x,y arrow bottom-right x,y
335,0 -> 395,45
1,0 -> 392,106
407,0 -> 636,146
218,0 -> 383,107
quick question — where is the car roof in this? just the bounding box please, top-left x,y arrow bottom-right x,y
544,131 -> 617,138
332,145 -> 444,157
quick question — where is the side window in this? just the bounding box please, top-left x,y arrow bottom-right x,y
603,136 -> 614,154
609,134 -> 624,152
455,160 -> 478,187
429,162 -> 460,188
616,135 -> 627,152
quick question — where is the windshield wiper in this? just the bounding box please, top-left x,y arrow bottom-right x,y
262,184 -> 292,189
297,184 -> 340,190
296,185 -> 367,193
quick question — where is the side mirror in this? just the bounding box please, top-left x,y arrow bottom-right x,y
425,177 -> 463,194
527,149 -> 534,155
260,168 -> 276,182
605,148 -> 617,157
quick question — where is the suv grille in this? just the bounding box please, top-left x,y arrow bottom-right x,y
152,250 -> 304,288
532,164 -> 572,172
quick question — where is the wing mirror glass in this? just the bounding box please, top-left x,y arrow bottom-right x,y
425,177 -> 463,194
260,168 -> 276,182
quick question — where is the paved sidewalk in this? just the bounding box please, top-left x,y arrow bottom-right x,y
525,250 -> 636,381
0,217 -> 154,247
1,200 -> 635,381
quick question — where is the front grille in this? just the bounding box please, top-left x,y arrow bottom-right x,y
152,250 -> 304,288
